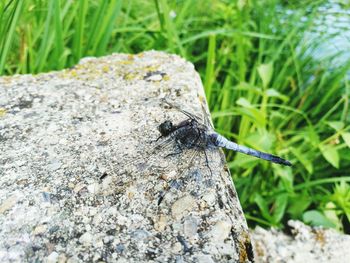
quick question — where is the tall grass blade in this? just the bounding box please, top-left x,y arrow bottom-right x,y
0,0 -> 23,75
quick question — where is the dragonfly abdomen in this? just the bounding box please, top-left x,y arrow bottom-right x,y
212,133 -> 291,166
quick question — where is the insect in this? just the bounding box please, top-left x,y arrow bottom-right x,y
156,99 -> 291,166
154,98 -> 291,204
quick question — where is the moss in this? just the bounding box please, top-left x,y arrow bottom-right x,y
0,108 -> 6,117
118,60 -> 133,65
123,73 -> 138,81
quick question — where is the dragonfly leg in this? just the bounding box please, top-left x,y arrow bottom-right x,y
147,135 -> 164,144
157,150 -> 198,206
203,149 -> 213,177
164,140 -> 183,158
157,191 -> 165,205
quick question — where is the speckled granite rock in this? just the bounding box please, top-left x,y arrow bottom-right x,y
0,51 -> 253,262
251,220 -> 350,263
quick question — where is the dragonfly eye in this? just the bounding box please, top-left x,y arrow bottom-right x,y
158,120 -> 173,136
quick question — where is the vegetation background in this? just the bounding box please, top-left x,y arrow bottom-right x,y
1,0 -> 349,232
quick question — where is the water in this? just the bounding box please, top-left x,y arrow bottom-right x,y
306,1 -> 350,66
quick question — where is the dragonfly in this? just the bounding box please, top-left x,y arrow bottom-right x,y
156,99 -> 291,166
153,98 -> 291,204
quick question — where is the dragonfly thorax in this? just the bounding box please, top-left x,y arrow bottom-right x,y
158,120 -> 174,136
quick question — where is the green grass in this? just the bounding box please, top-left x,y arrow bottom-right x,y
1,0 -> 349,232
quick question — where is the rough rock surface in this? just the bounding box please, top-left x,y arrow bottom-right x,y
251,220 -> 350,263
0,51 -> 253,262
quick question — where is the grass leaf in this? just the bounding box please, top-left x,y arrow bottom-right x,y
257,62 -> 273,88
342,132 -> 350,148
319,144 -> 339,169
303,210 -> 336,228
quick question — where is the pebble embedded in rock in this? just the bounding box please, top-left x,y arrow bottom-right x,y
183,216 -> 198,238
209,220 -> 232,242
47,159 -> 62,171
79,232 -> 93,246
33,224 -> 47,235
47,251 -> 59,263
0,194 -> 19,214
202,191 -> 216,206
87,182 -> 99,194
196,254 -> 215,263
154,215 -> 168,231
171,195 -> 196,220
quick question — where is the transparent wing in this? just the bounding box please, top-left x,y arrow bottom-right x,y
157,148 -> 199,204
100,135 -> 177,180
162,97 -> 215,132
158,146 -> 223,205
161,98 -> 203,123
198,95 -> 215,131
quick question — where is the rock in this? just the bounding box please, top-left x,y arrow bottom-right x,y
0,51 -> 252,262
251,220 -> 350,263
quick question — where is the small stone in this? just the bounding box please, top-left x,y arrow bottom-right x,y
195,254 -> 215,263
33,224 -> 47,235
79,232 -> 93,245
216,242 -> 234,255
184,216 -> 198,238
48,159 -> 62,171
58,253 -> 67,263
172,242 -> 182,253
115,244 -> 125,253
42,192 -> 51,202
171,195 -> 196,220
87,183 -> 99,194
47,251 -> 59,263
202,191 -> 216,206
131,229 -> 150,241
73,183 -> 86,193
161,170 -> 176,181
175,255 -> 184,263
101,175 -> 113,191
0,194 -> 18,214
67,256 -> 79,263
209,220 -> 232,242
126,186 -> 136,199
154,215 -> 168,231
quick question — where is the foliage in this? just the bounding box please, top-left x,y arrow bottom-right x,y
1,0 -> 349,232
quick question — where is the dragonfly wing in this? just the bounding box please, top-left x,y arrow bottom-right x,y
199,97 -> 215,131
101,135 -> 176,179
161,98 -> 203,123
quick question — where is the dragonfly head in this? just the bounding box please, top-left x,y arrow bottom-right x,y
158,120 -> 174,136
